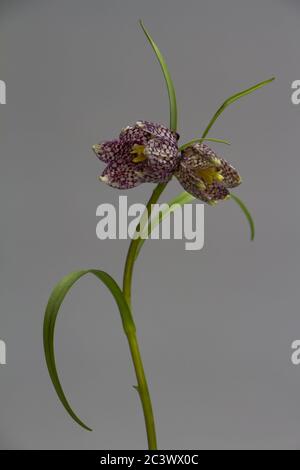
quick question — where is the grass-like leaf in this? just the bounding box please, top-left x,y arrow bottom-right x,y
43,269 -> 135,431
202,77 -> 275,139
140,20 -> 178,132
230,193 -> 255,241
134,190 -> 255,254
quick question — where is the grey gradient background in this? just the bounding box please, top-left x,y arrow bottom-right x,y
0,0 -> 300,450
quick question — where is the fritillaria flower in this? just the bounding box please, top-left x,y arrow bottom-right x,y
176,142 -> 242,204
93,120 -> 180,189
94,121 -> 242,205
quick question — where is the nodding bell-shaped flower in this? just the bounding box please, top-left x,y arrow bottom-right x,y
176,142 -> 242,204
93,121 -> 180,189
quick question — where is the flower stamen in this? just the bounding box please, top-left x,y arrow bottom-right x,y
131,144 -> 148,163
196,167 -> 224,185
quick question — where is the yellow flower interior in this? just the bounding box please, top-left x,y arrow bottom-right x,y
196,167 -> 224,187
131,144 -> 147,163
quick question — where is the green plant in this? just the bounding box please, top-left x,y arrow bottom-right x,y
43,20 -> 274,450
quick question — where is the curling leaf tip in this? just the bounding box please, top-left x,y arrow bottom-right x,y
43,269 -> 135,432
230,193 -> 255,241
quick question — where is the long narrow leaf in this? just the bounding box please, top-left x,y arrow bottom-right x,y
202,77 -> 275,139
134,190 -> 254,254
230,193 -> 255,241
180,137 -> 231,151
43,269 -> 135,431
140,20 -> 178,131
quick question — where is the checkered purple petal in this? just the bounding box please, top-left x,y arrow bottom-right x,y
176,165 -> 230,203
120,121 -> 178,146
95,121 -> 180,189
137,121 -> 179,144
145,138 -> 180,178
176,142 -> 242,203
93,139 -> 136,166
217,158 -> 241,188
93,140 -> 123,163
181,143 -> 221,170
100,161 -> 146,189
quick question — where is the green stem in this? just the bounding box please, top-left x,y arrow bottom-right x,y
122,20 -> 177,451
122,182 -> 167,450
126,331 -> 157,449
123,183 -> 167,306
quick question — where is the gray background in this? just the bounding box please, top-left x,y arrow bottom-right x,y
0,0 -> 299,450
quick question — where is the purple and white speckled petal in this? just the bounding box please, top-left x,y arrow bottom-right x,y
95,121 -> 181,189
181,143 -> 221,170
203,181 -> 230,202
100,161 -> 147,189
177,141 -> 242,202
137,121 -> 179,144
119,124 -> 149,146
145,138 -> 180,177
217,158 -> 241,188
119,121 -> 178,146
93,139 -> 132,164
177,168 -> 230,203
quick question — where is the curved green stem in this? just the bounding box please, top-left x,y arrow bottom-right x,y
123,183 -> 167,306
122,20 -> 177,451
126,332 -> 157,449
122,183 -> 167,450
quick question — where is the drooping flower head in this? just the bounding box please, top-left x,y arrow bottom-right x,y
93,121 -> 180,189
176,142 -> 242,204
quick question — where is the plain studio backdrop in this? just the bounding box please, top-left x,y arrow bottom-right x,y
0,0 -> 300,450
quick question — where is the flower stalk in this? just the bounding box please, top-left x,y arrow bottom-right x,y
122,184 -> 167,449
120,21 -> 180,448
